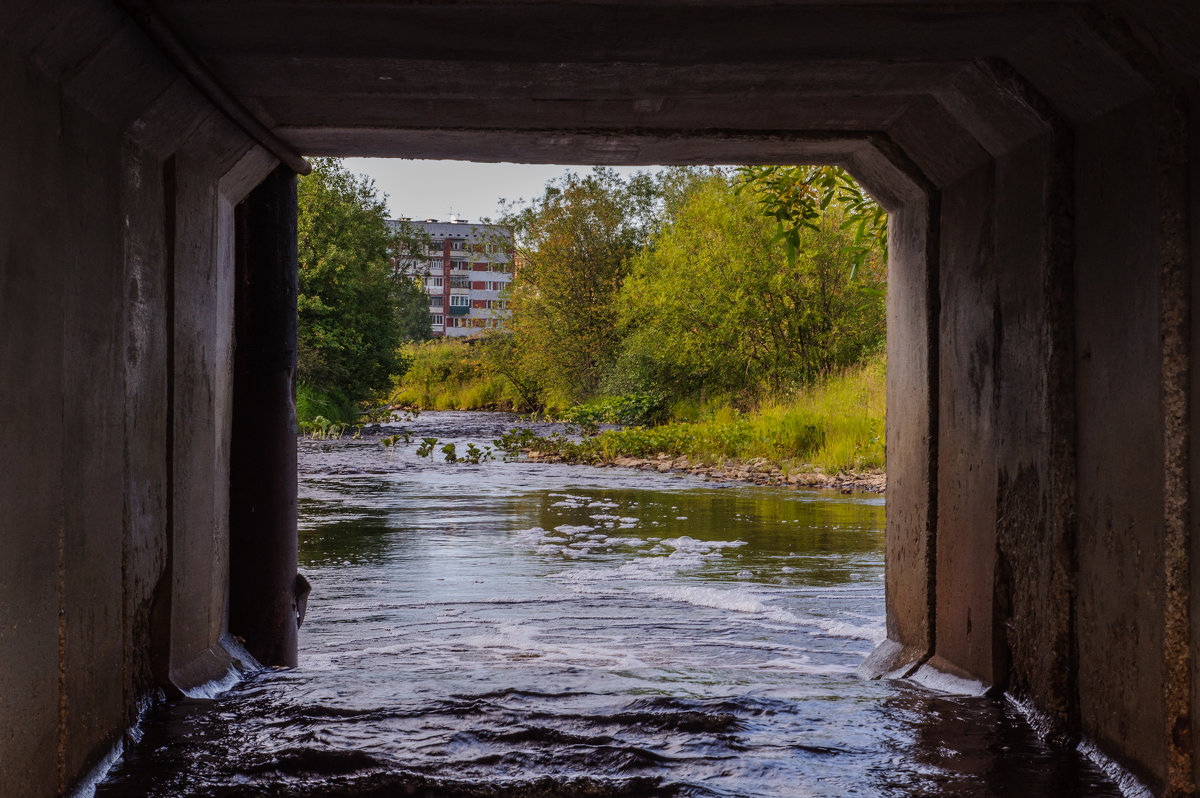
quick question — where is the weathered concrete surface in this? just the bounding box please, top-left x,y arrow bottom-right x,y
3,1 -> 1200,796
0,8 -> 275,796
1074,95 -> 1169,786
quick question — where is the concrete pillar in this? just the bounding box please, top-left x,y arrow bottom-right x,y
228,165 -> 300,667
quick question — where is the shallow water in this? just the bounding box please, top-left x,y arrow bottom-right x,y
97,411 -> 1123,797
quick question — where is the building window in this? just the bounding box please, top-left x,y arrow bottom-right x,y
450,275 -> 471,288
429,296 -> 443,308
431,314 -> 444,325
450,260 -> 467,269
449,295 -> 470,307
428,276 -> 443,288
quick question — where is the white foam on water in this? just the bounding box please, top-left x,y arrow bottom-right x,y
1077,740 -> 1154,798
908,663 -> 989,696
756,657 -> 856,675
182,669 -> 242,700
69,731 -> 125,797
636,584 -> 793,618
597,536 -> 645,548
554,524 -> 596,536
807,617 -> 887,644
660,535 -> 747,552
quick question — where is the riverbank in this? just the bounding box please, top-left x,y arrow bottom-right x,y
526,449 -> 885,493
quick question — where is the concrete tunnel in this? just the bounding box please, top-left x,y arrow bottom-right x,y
2,1 -> 1200,794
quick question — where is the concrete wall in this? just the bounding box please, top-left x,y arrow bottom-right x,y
0,18 -> 274,796
872,49 -> 1196,795
1073,95 -> 1169,784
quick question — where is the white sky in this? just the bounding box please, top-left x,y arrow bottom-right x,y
342,158 -> 653,223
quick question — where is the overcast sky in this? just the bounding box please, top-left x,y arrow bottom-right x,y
342,158 -> 653,223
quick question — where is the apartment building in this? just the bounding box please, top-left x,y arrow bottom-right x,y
389,217 -> 513,338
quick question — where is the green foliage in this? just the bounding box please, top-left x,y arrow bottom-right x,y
558,392 -> 669,434
384,166 -> 886,477
300,414 -> 348,440
497,357 -> 885,474
462,443 -> 494,464
380,434 -> 401,456
296,383 -> 358,426
613,175 -> 885,399
499,168 -> 658,406
440,442 -> 458,463
391,338 -> 525,410
297,158 -> 429,421
416,437 -> 439,458
735,165 -> 888,276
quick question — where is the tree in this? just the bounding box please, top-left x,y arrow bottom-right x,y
388,217 -> 435,342
736,165 -> 888,276
296,158 -> 429,421
614,173 -> 886,400
498,168 -> 656,406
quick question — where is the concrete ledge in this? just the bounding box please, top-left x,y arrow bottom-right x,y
168,633 -> 261,700
857,638 -> 927,680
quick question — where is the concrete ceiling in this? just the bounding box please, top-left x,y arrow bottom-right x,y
8,1 -> 1194,196
148,1 -> 1122,167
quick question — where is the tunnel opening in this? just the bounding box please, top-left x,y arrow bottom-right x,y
4,2 -> 1200,795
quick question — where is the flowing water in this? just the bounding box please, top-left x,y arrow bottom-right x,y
97,412 -> 1124,797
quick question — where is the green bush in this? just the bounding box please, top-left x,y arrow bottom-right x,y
391,338 -> 525,411
498,356 -> 885,474
296,383 -> 359,426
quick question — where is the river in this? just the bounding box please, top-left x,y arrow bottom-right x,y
96,411 -> 1125,797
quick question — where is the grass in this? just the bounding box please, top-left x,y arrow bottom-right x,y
499,357 -> 885,474
391,338 -> 523,411
394,338 -> 886,474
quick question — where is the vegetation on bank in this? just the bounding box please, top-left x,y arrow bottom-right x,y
494,356 -> 885,474
488,167 -> 886,409
299,159 -> 888,476
296,158 -> 432,425
383,165 -> 887,475
389,339 -> 524,411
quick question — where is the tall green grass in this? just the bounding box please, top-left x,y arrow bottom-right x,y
394,339 -> 886,474
507,357 -> 885,473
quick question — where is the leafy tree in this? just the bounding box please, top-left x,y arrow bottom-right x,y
389,218 -> 435,342
736,165 -> 887,276
297,158 -> 429,421
614,173 -> 885,399
498,168 -> 656,406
